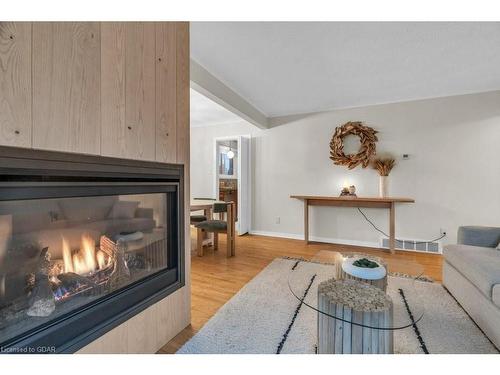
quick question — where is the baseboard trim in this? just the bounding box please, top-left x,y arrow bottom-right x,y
248,230 -> 380,249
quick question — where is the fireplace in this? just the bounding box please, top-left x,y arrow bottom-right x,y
0,147 -> 184,353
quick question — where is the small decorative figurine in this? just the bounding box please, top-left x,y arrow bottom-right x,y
339,187 -> 350,196
340,185 -> 357,197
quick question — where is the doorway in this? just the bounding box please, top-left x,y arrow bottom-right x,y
214,136 -> 251,235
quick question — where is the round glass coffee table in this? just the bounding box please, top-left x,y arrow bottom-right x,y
288,251 -> 426,354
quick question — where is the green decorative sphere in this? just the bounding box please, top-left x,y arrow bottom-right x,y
352,258 -> 379,269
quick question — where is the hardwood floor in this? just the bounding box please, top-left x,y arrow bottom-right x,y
158,232 -> 443,353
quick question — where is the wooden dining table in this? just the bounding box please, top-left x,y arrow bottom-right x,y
190,199 -> 221,218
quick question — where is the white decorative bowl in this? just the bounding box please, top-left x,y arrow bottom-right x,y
342,257 -> 387,280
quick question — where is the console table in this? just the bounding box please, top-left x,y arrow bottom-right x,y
290,196 -> 415,254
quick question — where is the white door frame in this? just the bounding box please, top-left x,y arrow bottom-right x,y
213,135 -> 251,235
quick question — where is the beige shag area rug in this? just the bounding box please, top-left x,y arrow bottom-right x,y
178,258 -> 498,354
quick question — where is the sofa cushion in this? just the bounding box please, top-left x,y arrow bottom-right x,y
195,220 -> 227,231
78,217 -> 156,238
458,226 -> 500,248
59,196 -> 116,222
444,244 -> 500,299
190,214 -> 207,223
0,199 -> 65,234
108,200 -> 139,219
493,285 -> 500,308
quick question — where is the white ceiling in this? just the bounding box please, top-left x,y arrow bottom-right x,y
190,88 -> 243,127
190,22 -> 500,117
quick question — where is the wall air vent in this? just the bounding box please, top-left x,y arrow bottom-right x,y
381,238 -> 442,254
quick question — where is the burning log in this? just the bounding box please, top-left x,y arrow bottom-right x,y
27,247 -> 55,317
99,235 -> 117,259
107,239 -> 130,291
57,272 -> 98,290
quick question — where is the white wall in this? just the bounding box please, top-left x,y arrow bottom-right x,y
191,121 -> 257,199
191,91 -> 500,247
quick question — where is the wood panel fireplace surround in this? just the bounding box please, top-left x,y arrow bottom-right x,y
0,146 -> 185,353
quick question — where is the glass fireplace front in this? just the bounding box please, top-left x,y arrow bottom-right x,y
0,148 -> 183,353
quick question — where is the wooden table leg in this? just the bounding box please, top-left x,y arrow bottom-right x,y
204,207 -> 214,246
231,202 -> 236,256
213,232 -> 218,250
226,202 -> 233,257
197,227 -> 204,257
389,202 -> 395,254
304,199 -> 309,244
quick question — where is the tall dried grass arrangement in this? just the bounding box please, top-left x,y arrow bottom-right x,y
372,158 -> 395,176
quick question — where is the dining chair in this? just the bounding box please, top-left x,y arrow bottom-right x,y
190,197 -> 216,225
194,201 -> 236,257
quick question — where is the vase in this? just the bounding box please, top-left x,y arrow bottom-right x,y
379,176 -> 389,197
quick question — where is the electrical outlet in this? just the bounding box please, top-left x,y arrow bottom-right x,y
440,228 -> 447,236
275,216 -> 281,224
402,154 -> 410,160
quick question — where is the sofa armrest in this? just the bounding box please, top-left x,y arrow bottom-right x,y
457,226 -> 500,248
136,207 -> 154,219
493,284 -> 500,309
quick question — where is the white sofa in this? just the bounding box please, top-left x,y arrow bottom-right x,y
443,226 -> 500,349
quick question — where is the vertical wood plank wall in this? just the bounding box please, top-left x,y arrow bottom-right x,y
101,22 -> 127,158
175,22 -> 191,340
124,22 -> 156,161
0,22 -> 32,147
155,22 -> 177,163
0,21 -> 191,353
32,22 -> 101,154
1,21 -> 185,163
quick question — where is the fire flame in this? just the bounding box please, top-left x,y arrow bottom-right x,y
62,237 -> 74,273
80,234 -> 97,273
61,233 -> 105,275
96,250 -> 106,269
